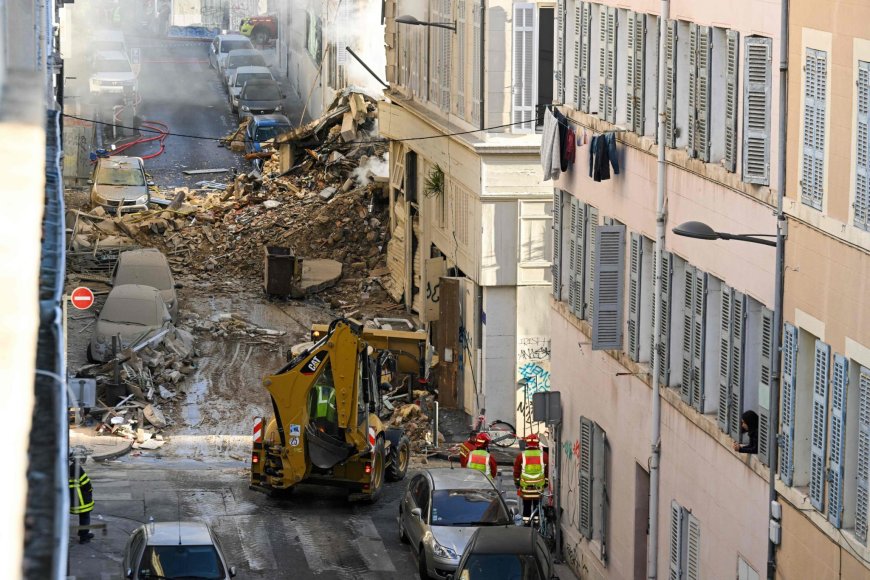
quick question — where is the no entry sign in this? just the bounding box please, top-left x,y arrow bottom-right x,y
70,287 -> 95,310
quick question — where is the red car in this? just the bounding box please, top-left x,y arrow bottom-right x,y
239,15 -> 277,45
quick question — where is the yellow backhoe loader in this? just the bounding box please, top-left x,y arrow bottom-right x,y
250,318 -> 419,501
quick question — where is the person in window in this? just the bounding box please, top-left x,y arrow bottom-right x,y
732,410 -> 759,454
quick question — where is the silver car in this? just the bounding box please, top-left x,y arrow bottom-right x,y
89,50 -> 137,97
228,65 -> 274,112
221,48 -> 267,87
122,520 -> 236,579
237,78 -> 285,120
209,33 -> 253,72
89,156 -> 150,213
399,468 -> 514,579
87,284 -> 171,363
112,249 -> 180,321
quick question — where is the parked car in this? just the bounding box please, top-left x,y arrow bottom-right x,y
239,14 -> 277,45
89,156 -> 151,213
87,284 -> 172,363
112,249 -> 180,321
237,78 -> 285,119
121,520 -> 236,580
399,468 -> 514,580
221,48 -> 267,87
89,50 -> 137,98
88,29 -> 127,56
450,526 -> 558,580
228,65 -> 274,112
208,33 -> 253,71
244,114 -> 291,164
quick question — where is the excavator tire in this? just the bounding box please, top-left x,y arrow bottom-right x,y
386,434 -> 410,482
364,437 -> 386,503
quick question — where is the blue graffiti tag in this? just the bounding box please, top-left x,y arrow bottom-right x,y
518,362 -> 551,399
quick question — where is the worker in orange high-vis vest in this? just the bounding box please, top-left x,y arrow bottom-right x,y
69,457 -> 95,544
513,434 -> 549,519
466,432 -> 498,479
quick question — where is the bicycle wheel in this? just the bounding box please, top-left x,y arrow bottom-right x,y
488,421 -> 517,447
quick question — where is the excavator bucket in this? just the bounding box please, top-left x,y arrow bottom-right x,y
305,422 -> 354,469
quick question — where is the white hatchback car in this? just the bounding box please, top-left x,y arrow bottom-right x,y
122,521 -> 236,579
90,50 -> 137,97
87,284 -> 171,363
112,249 -> 180,321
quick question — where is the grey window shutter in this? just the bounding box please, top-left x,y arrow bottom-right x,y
742,36 -> 772,185
686,513 -> 701,580
687,23 -> 698,158
809,339 -> 831,511
717,285 -> 733,432
592,423 -> 609,551
801,49 -> 827,209
579,416 -> 594,538
758,308 -> 774,466
855,61 -> 870,231
555,0 -> 564,103
598,8 -> 608,119
668,501 -> 685,580
827,354 -> 848,528
728,291 -> 747,441
512,3 -> 535,130
780,323 -> 799,486
856,366 -> 870,544
626,12 -> 646,134
696,26 -> 712,161
585,206 -> 599,321
573,4 -> 582,109
579,2 -> 592,113
569,200 -> 588,318
658,251 -> 673,386
552,190 -> 563,300
456,0 -> 466,116
592,225 -> 626,350
597,6 -> 617,122
665,20 -> 678,148
568,198 -> 578,312
681,265 -> 696,403
472,4 -> 482,124
627,233 -> 643,361
725,30 -> 740,173
691,270 -> 707,412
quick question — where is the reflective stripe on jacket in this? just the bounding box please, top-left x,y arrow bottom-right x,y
468,449 -> 491,477
519,449 -> 546,497
69,468 -> 94,514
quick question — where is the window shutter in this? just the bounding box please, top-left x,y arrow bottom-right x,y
430,1 -> 441,104
472,4 -> 482,124
779,323 -> 799,486
686,513 -> 701,580
691,270 -> 707,412
658,251 -> 673,386
696,26 -> 712,161
758,308 -> 774,466
687,23 -> 698,158
668,501 -> 685,580
728,291 -> 747,441
411,28 -> 420,95
725,30 -> 740,173
827,354 -> 848,528
552,190 -> 563,299
855,61 -> 870,231
627,233 -> 643,361
579,2 -> 592,113
579,416 -> 594,538
681,265 -> 696,403
626,12 -> 646,135
801,49 -> 827,209
421,26 -> 429,99
440,0 -> 452,112
568,197 -> 578,312
592,423 -> 608,550
809,340 -> 831,511
584,206 -> 599,321
742,36 -> 772,185
573,4 -> 582,109
512,3 -> 536,130
717,286 -> 733,432
592,225 -> 626,350
571,200 -> 588,318
856,366 -> 870,544
555,0 -> 564,103
665,20 -> 678,148
597,7 -> 616,122
456,0 -> 466,117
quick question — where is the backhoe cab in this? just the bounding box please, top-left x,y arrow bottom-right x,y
250,319 -> 411,501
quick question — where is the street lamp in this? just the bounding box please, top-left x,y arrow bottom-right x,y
395,14 -> 457,32
673,218 -> 784,579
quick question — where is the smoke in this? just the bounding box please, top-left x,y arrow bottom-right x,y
352,152 -> 389,187
332,0 -> 386,97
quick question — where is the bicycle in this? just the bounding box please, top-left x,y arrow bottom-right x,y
471,408 -> 518,448
527,490 -> 556,551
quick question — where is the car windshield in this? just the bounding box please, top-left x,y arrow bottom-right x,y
96,58 -> 131,73
234,72 -> 271,87
95,163 -> 145,186
430,489 -> 511,526
460,553 -> 541,580
100,297 -> 159,326
221,40 -> 251,53
229,54 -> 265,68
254,125 -> 289,142
242,83 -> 281,101
137,544 -> 225,579
114,265 -> 172,289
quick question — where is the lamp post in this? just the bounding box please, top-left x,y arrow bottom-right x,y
673,219 -> 784,579
395,14 -> 457,32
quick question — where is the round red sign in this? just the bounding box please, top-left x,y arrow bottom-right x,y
70,286 -> 95,310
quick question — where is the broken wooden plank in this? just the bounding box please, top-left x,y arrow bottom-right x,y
340,111 -> 357,142
182,168 -> 229,175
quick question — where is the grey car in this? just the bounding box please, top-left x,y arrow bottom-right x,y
111,248 -> 180,321
399,468 -> 514,579
122,520 -> 236,579
209,33 -> 253,72
89,156 -> 150,213
87,284 -> 171,363
221,48 -> 267,87
237,78 -> 285,120
228,65 -> 274,112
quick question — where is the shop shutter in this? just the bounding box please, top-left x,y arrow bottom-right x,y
627,233 -> 643,361
827,355 -> 848,527
855,366 -> 870,544
512,3 -> 536,130
724,30 -> 740,172
809,340 -> 830,511
592,224 -> 626,350
758,308 -> 773,465
552,190 -> 563,299
854,61 -> 870,230
743,36 -> 772,185
779,323 -> 798,486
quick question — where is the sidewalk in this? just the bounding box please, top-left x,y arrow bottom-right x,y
69,426 -> 132,462
555,562 -> 581,580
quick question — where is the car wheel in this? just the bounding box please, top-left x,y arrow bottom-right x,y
418,545 -> 429,580
386,435 -> 410,482
253,28 -> 269,45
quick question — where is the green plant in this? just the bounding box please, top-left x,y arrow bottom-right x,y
424,164 -> 444,199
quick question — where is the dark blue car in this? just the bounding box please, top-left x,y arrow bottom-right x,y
244,114 -> 291,167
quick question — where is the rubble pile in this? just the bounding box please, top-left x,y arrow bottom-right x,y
387,390 -> 440,452
185,311 -> 286,345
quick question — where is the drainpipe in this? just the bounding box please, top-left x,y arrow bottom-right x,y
647,1 -> 670,578
479,0 -> 485,131
767,0 -> 789,578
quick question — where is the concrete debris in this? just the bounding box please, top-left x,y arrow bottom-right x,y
387,394 -> 437,453
262,199 -> 281,209
144,404 -> 167,428
132,438 -> 166,450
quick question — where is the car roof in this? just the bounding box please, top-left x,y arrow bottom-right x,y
107,284 -> 163,301
227,48 -> 261,57
425,468 -> 498,490
218,34 -> 249,42
252,114 -> 291,126
468,526 -> 537,554
93,50 -> 129,61
143,521 -> 214,546
235,65 -> 271,75
97,156 -> 143,168
118,248 -> 170,267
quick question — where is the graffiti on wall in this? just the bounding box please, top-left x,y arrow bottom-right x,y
515,336 -> 551,435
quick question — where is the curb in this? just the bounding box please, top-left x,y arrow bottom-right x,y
90,440 -> 133,462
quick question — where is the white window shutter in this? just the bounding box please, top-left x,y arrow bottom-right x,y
472,4 -> 482,124
758,308 -> 774,466
552,190 -> 563,299
573,4 -> 582,109
579,2 -> 592,113
780,323 -> 799,486
440,0 -> 452,112
854,61 -> 870,231
686,513 -> 701,580
668,501 -> 685,580
555,0 -> 564,103
809,339 -> 831,511
743,36 -> 772,185
584,206 -> 599,321
691,270 -> 707,412
687,23 -> 698,158
605,7 -> 617,123
728,291 -> 747,441
592,225 -> 626,350
579,416 -> 594,538
568,197 -> 579,312
659,252 -> 673,386
725,30 -> 740,173
828,354 -> 848,528
598,6 -> 607,118
718,285 -> 733,433
574,201 -> 588,318
681,265 -> 696,403
626,12 -> 645,135
512,3 -> 536,130
429,0 -> 440,104
627,233 -> 643,361
665,20 -> 678,148
801,49 -> 827,209
456,0 -> 466,117
696,26 -> 712,161
856,366 -> 870,544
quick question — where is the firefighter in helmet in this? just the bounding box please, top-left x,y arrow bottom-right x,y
513,433 -> 550,519
465,432 -> 498,479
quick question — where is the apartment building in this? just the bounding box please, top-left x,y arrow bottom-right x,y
548,1 -> 787,578
771,1 -> 870,577
379,0 -> 552,426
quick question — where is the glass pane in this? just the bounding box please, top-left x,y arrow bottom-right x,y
137,545 -> 225,579
430,489 -> 511,526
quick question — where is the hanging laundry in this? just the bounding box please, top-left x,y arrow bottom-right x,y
540,108 -> 562,181
554,109 -> 570,172
565,128 -> 576,165
588,132 -> 621,182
